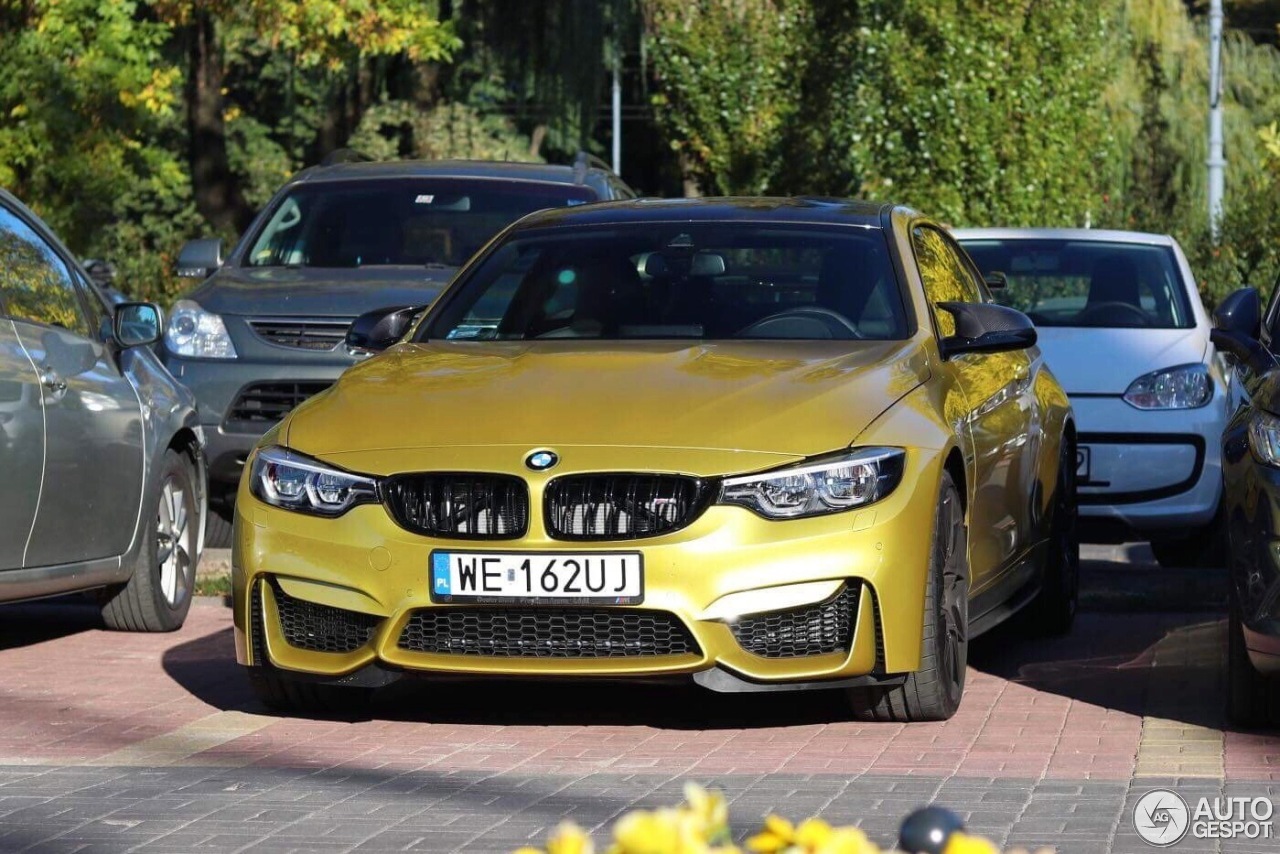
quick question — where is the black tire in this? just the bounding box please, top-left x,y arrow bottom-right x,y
247,669 -> 374,718
1022,439 -> 1079,636
204,497 -> 234,549
1227,590 -> 1280,727
1151,519 -> 1225,569
101,450 -> 199,632
848,471 -> 968,722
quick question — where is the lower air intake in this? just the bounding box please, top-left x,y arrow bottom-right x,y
730,584 -> 857,658
271,579 -> 380,653
397,607 -> 699,658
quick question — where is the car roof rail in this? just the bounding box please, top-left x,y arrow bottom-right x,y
572,150 -> 613,184
320,148 -> 374,167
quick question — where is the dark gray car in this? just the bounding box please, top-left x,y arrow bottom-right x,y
0,189 -> 206,630
165,157 -> 635,534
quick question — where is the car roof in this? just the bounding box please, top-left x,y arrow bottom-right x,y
952,227 -> 1177,246
290,159 -> 608,187
504,197 -> 899,230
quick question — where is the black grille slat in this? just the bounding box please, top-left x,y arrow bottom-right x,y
730,585 -> 857,659
397,607 -> 698,658
249,317 -> 356,351
546,474 -> 706,540
271,580 -> 379,653
384,474 -> 529,539
249,578 -> 267,666
225,381 -> 331,426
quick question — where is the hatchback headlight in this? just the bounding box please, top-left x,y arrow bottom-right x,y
718,448 -> 906,519
1248,411 -> 1280,468
165,300 -> 237,359
1122,363 -> 1211,410
249,446 -> 379,516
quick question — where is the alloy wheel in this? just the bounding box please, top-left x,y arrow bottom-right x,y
938,488 -> 968,698
156,477 -> 191,607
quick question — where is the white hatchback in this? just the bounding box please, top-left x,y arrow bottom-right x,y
955,228 -> 1229,567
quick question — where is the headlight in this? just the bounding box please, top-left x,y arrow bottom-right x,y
165,300 -> 237,359
1248,411 -> 1280,468
718,448 -> 905,519
1122,363 -> 1212,410
249,446 -> 379,516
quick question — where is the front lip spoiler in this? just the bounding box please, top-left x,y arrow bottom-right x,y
253,661 -> 905,694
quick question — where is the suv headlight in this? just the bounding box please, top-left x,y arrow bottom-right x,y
1248,411 -> 1280,468
165,300 -> 237,359
718,448 -> 905,519
1122,363 -> 1212,410
249,446 -> 379,516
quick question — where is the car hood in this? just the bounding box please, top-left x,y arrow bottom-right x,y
1034,326 -> 1207,394
189,266 -> 453,317
284,340 -> 929,461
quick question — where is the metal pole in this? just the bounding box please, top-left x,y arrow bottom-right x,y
611,54 -> 622,175
1208,0 -> 1225,241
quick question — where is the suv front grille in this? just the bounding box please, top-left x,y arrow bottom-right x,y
730,585 -> 857,658
545,474 -> 708,540
271,579 -> 380,653
225,381 -> 331,428
397,607 -> 699,658
248,317 -> 355,351
383,474 -> 529,539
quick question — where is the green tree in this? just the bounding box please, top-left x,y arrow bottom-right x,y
643,0 -> 810,195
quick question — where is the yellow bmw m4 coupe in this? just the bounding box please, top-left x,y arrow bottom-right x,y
232,198 -> 1076,721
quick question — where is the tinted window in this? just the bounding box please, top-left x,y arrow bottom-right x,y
426,225 -> 907,342
246,179 -> 596,269
959,239 -> 1194,329
913,226 -> 983,337
0,207 -> 91,337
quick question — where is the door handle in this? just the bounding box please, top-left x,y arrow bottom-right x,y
39,367 -> 67,395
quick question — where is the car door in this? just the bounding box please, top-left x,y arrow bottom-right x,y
912,224 -> 1038,588
0,202 -> 145,567
0,284 -> 44,571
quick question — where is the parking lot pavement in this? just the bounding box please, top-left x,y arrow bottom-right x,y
0,549 -> 1276,853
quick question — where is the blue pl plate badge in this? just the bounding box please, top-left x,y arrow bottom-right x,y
432,553 -> 452,596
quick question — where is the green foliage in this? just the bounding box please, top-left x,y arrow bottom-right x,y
644,0 -> 810,194
348,101 -> 539,163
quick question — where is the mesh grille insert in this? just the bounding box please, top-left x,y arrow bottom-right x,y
272,579 -> 379,653
383,474 -> 528,539
730,585 -> 857,658
545,474 -> 707,540
225,381 -> 332,428
398,607 -> 699,658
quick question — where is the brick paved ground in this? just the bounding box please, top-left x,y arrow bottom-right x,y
0,549 -> 1276,853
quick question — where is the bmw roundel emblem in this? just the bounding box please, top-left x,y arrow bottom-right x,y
526,450 -> 559,471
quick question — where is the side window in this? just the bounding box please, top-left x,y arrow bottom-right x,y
1264,274 -> 1280,354
912,225 -> 982,337
0,207 -> 92,338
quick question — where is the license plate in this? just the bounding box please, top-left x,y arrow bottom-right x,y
1076,445 -> 1092,480
429,551 -> 644,604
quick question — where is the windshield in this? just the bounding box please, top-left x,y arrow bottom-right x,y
959,238 -> 1195,329
244,179 -> 595,269
424,224 -> 908,341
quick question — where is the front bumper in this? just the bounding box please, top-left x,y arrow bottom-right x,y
1070,392 -> 1226,537
232,447 -> 947,688
164,356 -> 347,487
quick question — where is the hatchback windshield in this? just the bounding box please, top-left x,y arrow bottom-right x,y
245,179 -> 595,269
424,225 -> 907,341
959,239 -> 1194,328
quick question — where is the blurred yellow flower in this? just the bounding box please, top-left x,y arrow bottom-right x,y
942,832 -> 1000,854
747,815 -> 880,854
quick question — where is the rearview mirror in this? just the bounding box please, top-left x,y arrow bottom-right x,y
936,301 -> 1037,359
176,238 -> 223,279
113,302 -> 163,348
983,271 -> 1008,290
1211,287 -> 1275,374
345,305 -> 423,355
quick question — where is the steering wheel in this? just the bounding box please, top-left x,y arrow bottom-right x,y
736,307 -> 865,340
1075,301 -> 1151,327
